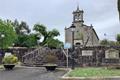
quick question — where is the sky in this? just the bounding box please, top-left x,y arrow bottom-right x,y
0,0 -> 119,42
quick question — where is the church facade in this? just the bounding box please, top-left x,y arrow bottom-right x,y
65,7 -> 99,46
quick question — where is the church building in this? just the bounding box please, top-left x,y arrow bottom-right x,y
65,6 -> 99,46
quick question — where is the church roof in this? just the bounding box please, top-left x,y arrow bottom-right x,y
84,24 -> 99,40
82,24 -> 99,40
92,28 -> 99,40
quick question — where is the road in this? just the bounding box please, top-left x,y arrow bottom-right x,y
0,67 -> 66,80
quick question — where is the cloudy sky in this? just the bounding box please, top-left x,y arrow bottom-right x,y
0,0 -> 119,42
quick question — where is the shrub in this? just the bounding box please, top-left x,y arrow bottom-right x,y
45,54 -> 58,64
2,54 -> 18,64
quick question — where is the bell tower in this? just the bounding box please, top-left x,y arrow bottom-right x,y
73,6 -> 84,24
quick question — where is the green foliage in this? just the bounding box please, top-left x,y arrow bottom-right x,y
45,38 -> 63,48
24,34 -> 38,47
109,41 -> 117,46
33,24 -> 47,36
0,19 -> 62,48
116,41 -> 120,46
100,39 -> 119,46
48,29 -> 60,38
14,34 -> 38,48
33,24 -> 48,46
100,39 -> 109,46
13,20 -> 30,35
12,20 -> 38,47
0,19 -> 17,49
2,54 -> 18,64
33,23 -> 62,48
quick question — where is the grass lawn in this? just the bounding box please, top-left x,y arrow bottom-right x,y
68,67 -> 120,77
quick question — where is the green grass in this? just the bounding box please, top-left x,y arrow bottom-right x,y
68,67 -> 120,77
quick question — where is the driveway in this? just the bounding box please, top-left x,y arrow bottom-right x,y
0,67 -> 66,80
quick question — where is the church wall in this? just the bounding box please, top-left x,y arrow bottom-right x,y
65,26 -> 99,46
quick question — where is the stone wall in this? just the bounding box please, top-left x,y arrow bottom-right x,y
0,47 -> 35,64
73,46 -> 120,67
0,46 -> 120,67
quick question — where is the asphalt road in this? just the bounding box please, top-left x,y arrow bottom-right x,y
0,67 -> 66,80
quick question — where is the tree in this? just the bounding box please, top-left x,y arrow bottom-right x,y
116,41 -> 120,46
100,39 -> 118,46
100,39 -> 109,46
33,24 -> 60,45
33,24 -> 62,48
33,24 -> 47,45
0,19 -> 17,49
13,20 -> 30,35
45,38 -> 63,49
109,41 -> 116,46
12,20 -> 37,47
14,34 -> 38,47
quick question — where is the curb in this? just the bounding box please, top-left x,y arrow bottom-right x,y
61,76 -> 120,80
